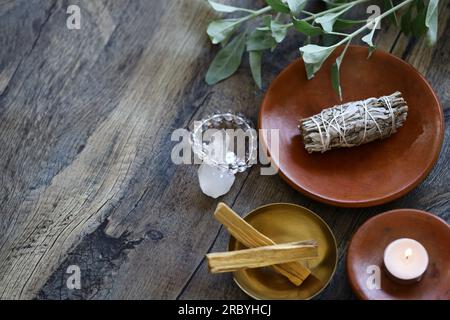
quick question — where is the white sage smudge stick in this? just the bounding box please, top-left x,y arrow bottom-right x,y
299,92 -> 408,153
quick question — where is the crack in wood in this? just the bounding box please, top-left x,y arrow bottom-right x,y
36,219 -> 148,299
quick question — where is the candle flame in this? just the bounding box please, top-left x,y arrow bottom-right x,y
404,248 -> 413,259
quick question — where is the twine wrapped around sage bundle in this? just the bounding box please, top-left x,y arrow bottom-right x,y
299,92 -> 408,153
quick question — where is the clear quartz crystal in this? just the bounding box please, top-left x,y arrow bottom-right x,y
190,112 -> 256,198
198,130 -> 235,198
198,163 -> 235,199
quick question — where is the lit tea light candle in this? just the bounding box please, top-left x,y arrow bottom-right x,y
383,238 -> 429,284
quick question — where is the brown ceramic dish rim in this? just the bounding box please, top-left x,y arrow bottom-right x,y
258,45 -> 445,208
228,202 -> 338,300
346,208 -> 450,300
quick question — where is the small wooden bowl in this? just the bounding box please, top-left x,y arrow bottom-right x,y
228,203 -> 337,300
346,209 -> 450,300
259,45 -> 444,207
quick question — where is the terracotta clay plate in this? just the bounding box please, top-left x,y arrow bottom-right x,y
228,203 -> 337,300
259,45 -> 444,207
346,209 -> 450,300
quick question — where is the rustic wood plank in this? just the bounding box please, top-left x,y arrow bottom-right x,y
179,2 -> 450,300
0,0 -> 56,96
0,0 -> 141,298
0,0 -> 170,298
1,0 -> 264,300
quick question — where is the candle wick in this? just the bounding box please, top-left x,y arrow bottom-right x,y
404,248 -> 413,260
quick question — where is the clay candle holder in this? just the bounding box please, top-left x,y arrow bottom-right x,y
346,209 -> 450,300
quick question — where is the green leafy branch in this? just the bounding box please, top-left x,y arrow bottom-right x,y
205,0 -> 440,99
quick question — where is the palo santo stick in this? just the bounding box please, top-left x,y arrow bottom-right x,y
214,202 -> 312,286
206,240 -> 318,273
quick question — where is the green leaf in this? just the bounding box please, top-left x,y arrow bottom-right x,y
292,17 -> 324,36
265,0 -> 290,13
412,2 -> 427,37
416,0 -> 426,11
400,4 -> 413,36
315,13 -> 339,33
263,15 -> 272,28
300,44 -> 334,64
331,63 -> 341,100
270,20 -> 288,43
207,19 -> 239,44
207,0 -> 254,13
383,0 -> 399,26
328,0 -> 349,5
321,33 -> 338,47
314,4 -> 355,32
333,18 -> 366,30
206,33 -> 246,85
299,44 -> 336,79
249,51 -> 262,89
425,0 -> 439,45
361,23 -> 377,58
246,29 -> 277,51
305,63 -> 315,78
286,0 -> 307,16
331,42 -> 350,100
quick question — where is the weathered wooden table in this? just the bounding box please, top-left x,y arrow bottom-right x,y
0,0 -> 448,299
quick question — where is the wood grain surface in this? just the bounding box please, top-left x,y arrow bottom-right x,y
0,0 -> 448,299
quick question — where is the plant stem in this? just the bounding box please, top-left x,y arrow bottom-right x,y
222,6 -> 272,32
328,31 -> 351,37
279,0 -> 370,28
334,0 -> 414,47
221,0 -> 413,47
238,6 -> 272,25
303,0 -> 369,20
226,0 -> 370,32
